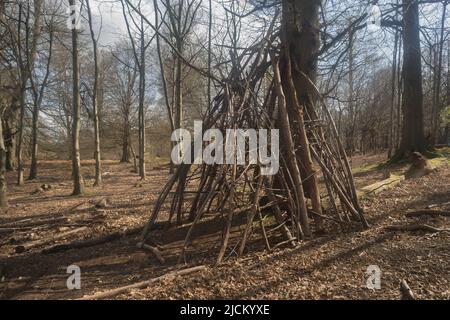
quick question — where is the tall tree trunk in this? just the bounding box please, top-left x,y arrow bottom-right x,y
273,58 -> 310,238
86,0 -> 102,186
69,0 -> 84,195
17,0 -> 43,185
174,1 -> 184,162
207,0 -> 212,109
396,36 -> 403,149
29,25 -> 53,181
4,109 -> 16,171
28,100 -> 39,180
388,26 -> 400,158
282,0 -> 324,231
121,119 -> 131,163
0,3 -> 7,207
16,88 -> 26,185
0,115 -> 7,207
138,16 -> 146,180
175,49 -> 183,137
432,2 -> 447,143
347,26 -> 355,157
397,0 -> 426,156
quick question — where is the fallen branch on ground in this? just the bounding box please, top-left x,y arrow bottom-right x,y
15,227 -> 88,253
136,242 -> 165,264
76,265 -> 206,300
405,209 -> 450,218
41,227 -> 143,254
385,224 -> 449,233
359,175 -> 405,198
427,201 -> 450,209
0,216 -> 67,229
0,229 -> 14,236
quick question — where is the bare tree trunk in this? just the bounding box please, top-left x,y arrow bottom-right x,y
397,0 -> 426,156
4,111 -> 16,172
29,24 -> 53,181
0,115 -> 7,207
86,0 -> 102,186
17,0 -> 43,185
174,51 -> 183,135
28,101 -> 39,180
273,57 -> 310,238
388,25 -> 400,158
69,0 -> 84,195
153,0 -> 173,128
432,2 -> 447,143
282,0 -> 324,231
347,25 -> 355,157
120,0 -> 149,179
16,90 -> 26,185
396,36 -> 403,149
207,0 -> 212,109
121,119 -> 131,163
138,16 -> 146,180
0,2 -> 7,206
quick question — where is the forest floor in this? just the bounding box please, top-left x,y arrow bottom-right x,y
0,152 -> 449,300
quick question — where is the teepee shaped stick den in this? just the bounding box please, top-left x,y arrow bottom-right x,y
140,28 -> 368,263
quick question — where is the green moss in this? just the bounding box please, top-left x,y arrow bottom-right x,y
352,162 -> 384,174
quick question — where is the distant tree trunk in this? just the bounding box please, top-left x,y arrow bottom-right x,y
173,2 -> 184,161
397,0 -> 426,156
69,0 -> 84,195
4,110 -> 16,171
29,25 -> 53,181
347,27 -> 356,157
120,0 -> 147,176
396,36 -> 403,149
432,2 -> 447,143
0,0 -> 5,208
86,0 -> 102,186
388,26 -> 400,158
0,116 -> 7,207
17,0 -> 43,185
138,16 -> 146,180
28,102 -> 39,180
152,0 -> 175,172
174,52 -> 183,139
207,0 -> 212,108
121,120 -> 131,163
16,88 -> 26,186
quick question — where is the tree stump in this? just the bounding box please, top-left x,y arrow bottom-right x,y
405,152 -> 434,179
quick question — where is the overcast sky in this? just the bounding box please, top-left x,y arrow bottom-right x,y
87,0 -> 127,46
